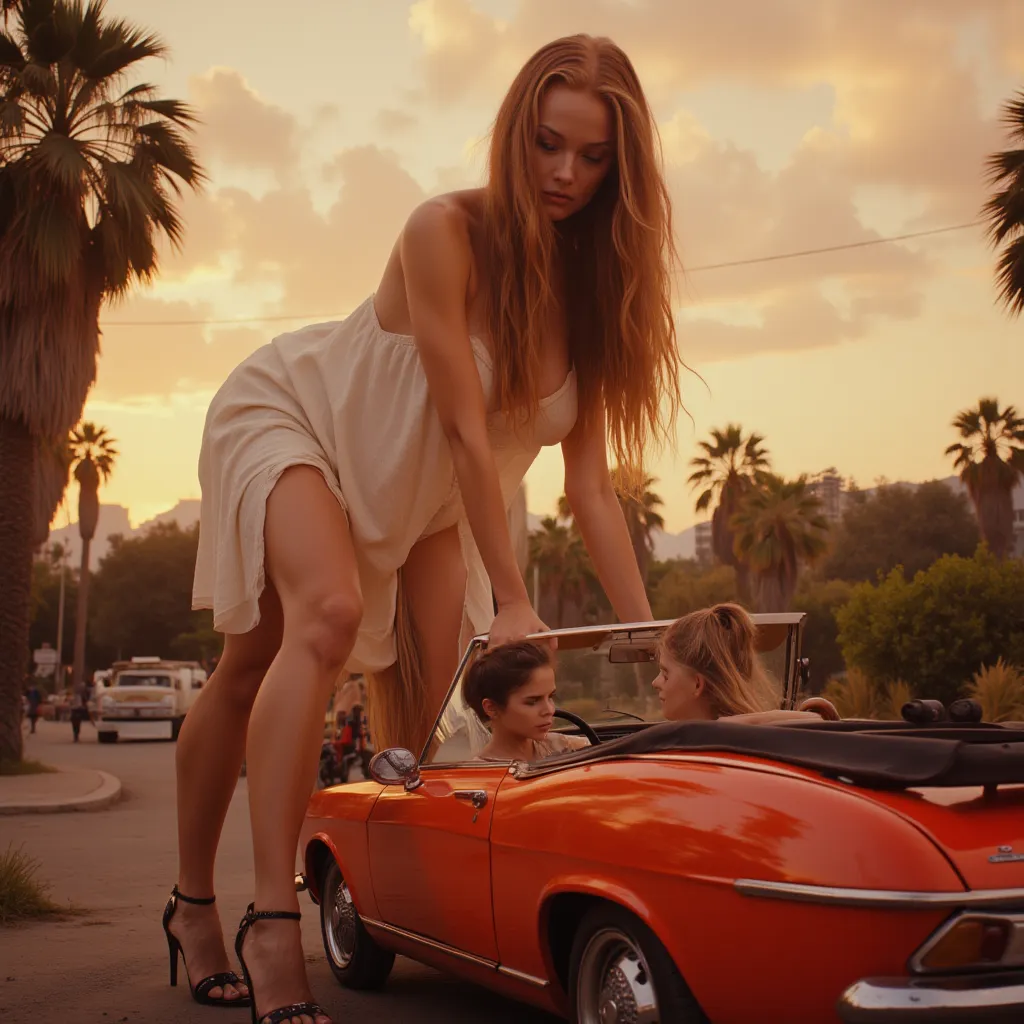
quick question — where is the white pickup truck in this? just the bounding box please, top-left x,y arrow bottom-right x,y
96,657 -> 207,743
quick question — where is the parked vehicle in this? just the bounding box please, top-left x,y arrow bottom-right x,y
297,614 -> 1024,1023
96,657 -> 206,743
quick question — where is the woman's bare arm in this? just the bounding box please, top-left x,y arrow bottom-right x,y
401,200 -> 544,642
560,404 -> 652,623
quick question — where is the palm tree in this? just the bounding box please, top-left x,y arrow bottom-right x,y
528,517 -> 575,627
610,469 -> 664,586
68,422 -> 116,689
558,471 -> 666,586
945,398 -> 1024,559
983,90 -> 1024,314
32,435 -> 71,548
731,474 -> 830,612
687,425 -> 771,601
0,1 -> 201,760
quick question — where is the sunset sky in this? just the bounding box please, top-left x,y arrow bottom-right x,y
82,0 -> 1023,533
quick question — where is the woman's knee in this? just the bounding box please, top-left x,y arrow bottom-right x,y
289,589 -> 363,672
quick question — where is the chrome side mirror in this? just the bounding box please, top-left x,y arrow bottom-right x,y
368,748 -> 422,791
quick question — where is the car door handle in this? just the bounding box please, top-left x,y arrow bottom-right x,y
453,789 -> 488,810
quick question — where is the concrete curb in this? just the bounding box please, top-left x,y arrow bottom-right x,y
0,769 -> 123,815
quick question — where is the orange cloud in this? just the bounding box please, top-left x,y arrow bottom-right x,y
190,68 -> 300,179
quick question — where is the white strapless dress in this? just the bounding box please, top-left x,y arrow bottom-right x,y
192,295 -> 578,674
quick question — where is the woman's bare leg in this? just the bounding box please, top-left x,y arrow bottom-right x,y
241,466 -> 362,1024
169,585 -> 283,1001
402,524 -> 467,727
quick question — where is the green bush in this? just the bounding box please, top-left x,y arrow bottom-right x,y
792,579 -> 854,692
0,845 -> 61,925
836,550 -> 1024,706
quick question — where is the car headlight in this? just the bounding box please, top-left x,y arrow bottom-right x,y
911,913 -> 1024,973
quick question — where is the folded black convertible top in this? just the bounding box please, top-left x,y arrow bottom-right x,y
514,719 -> 1024,790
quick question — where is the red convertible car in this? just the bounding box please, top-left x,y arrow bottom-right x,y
298,613 -> 1024,1023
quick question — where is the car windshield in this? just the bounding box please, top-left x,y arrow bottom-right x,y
423,617 -> 799,767
114,673 -> 172,687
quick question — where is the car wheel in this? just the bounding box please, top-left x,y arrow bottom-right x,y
319,858 -> 395,990
569,904 -> 708,1024
98,732 -> 117,744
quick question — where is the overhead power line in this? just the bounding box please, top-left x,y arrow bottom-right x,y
101,219 -> 984,328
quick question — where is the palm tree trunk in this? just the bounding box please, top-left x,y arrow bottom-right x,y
972,487 -> 1014,559
71,535 -> 91,689
0,417 -> 36,762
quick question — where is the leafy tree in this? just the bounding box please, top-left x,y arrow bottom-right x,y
0,0 -> 202,761
836,550 -> 1024,706
791,578 -> 854,692
29,548 -> 112,688
945,398 -> 1024,559
983,89 -> 1024,314
89,522 -> 215,663
69,422 -> 116,687
648,560 -> 737,621
821,481 -> 979,583
731,474 -> 830,612
687,425 -> 770,601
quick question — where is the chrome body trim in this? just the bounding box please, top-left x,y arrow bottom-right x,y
468,613 -> 805,647
736,879 -> 1024,910
360,917 -> 549,987
837,971 -> 1024,1022
361,917 -> 498,970
497,965 -> 550,988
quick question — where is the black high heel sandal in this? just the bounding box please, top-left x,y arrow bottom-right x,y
162,885 -> 252,1008
235,903 -> 330,1024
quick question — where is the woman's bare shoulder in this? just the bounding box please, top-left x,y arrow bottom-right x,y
403,189 -> 484,246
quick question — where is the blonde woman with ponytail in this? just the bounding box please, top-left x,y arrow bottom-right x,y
654,604 -> 819,724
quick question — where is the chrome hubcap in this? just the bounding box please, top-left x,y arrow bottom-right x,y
324,867 -> 356,968
577,927 -> 659,1024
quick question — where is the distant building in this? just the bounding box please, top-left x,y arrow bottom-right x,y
808,468 -> 844,524
695,521 -> 712,567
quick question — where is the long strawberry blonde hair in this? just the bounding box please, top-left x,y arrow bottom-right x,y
483,34 -> 682,490
369,36 -> 683,755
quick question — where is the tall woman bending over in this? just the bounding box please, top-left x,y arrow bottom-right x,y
167,34 -> 684,1024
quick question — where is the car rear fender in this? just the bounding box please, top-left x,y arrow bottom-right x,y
538,876 -> 677,999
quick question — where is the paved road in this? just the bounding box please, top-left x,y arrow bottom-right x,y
0,721 -> 557,1024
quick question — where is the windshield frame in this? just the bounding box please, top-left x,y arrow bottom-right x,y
415,613 -> 806,769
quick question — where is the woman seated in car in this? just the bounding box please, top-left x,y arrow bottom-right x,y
653,603 -> 818,724
463,641 -> 589,761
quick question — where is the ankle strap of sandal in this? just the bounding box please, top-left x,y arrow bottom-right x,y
172,884 -> 216,906
244,904 -> 301,924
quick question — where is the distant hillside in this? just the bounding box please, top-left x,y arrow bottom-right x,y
47,499 -> 201,569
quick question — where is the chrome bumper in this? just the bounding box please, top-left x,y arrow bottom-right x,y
838,971 -> 1024,1022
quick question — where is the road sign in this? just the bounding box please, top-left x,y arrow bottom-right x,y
33,646 -> 59,676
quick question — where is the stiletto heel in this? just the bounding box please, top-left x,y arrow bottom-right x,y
163,885 -> 252,1008
235,903 -> 330,1024
168,933 -> 179,986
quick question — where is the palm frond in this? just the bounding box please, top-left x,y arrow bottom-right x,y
0,29 -> 24,69
993,234 -> 1024,316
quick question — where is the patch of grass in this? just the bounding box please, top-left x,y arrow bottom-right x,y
0,844 -> 62,925
0,759 -> 57,776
